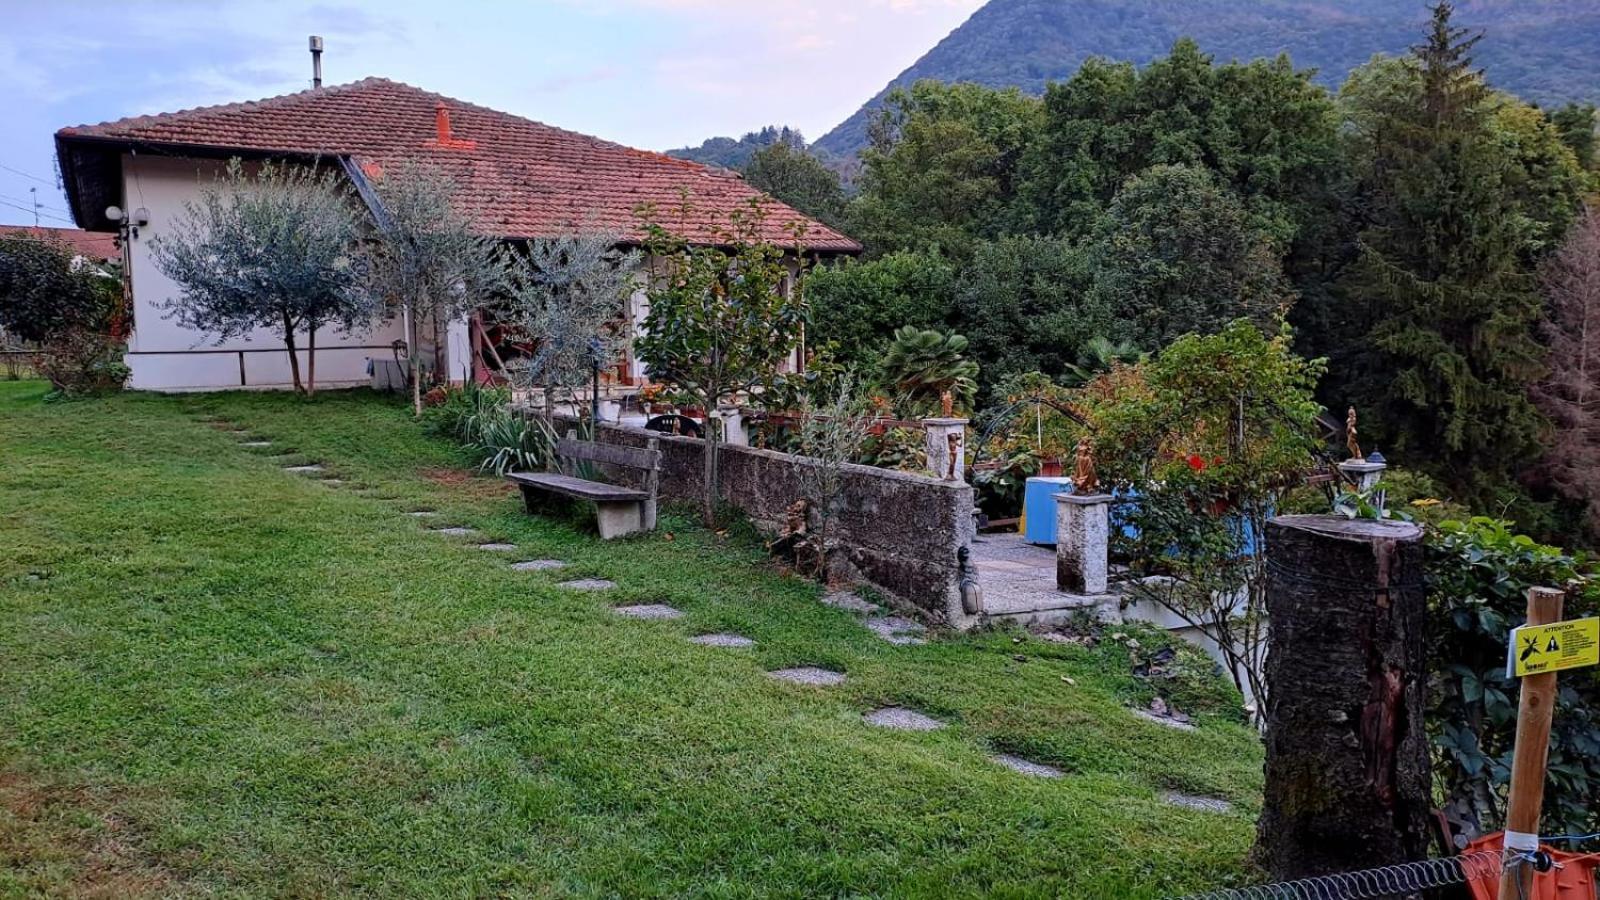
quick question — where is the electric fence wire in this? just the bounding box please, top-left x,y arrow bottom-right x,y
1176,848 -> 1505,899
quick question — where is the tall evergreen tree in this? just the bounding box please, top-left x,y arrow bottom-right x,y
1334,2 -> 1553,504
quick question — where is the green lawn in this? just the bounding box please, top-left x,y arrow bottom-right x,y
0,382 -> 1262,897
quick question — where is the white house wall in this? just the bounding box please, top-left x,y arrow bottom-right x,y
120,154 -> 406,392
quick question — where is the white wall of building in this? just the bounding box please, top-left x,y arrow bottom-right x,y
120,155 -> 406,392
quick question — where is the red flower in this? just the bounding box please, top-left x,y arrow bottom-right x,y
1212,456 -> 1224,467
1187,454 -> 1206,472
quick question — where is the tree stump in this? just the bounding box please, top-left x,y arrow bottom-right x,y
1255,515 -> 1429,881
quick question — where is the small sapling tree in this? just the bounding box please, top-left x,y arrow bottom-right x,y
365,162 -> 509,416
504,231 -> 641,421
151,159 -> 369,396
636,198 -> 808,524
791,371 -> 874,579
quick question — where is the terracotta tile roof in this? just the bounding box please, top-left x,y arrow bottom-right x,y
56,78 -> 859,252
0,225 -> 120,262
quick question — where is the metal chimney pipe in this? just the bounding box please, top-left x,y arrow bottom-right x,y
309,35 -> 324,88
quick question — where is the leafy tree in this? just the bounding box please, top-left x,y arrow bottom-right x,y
366,162 -> 510,416
879,325 -> 978,413
1549,102 -> 1597,170
1016,40 -> 1343,249
847,80 -> 1041,258
151,159 -> 370,396
949,234 -> 1106,399
1531,205 -> 1600,539
742,143 -> 847,228
1086,164 -> 1292,348
668,125 -> 808,169
636,199 -> 807,524
1082,320 -> 1325,714
503,232 -> 641,421
0,235 -> 122,344
805,250 -> 956,371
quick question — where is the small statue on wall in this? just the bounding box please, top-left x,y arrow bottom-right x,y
1072,435 -> 1100,494
940,390 -> 955,419
1346,406 -> 1363,461
946,432 -> 961,480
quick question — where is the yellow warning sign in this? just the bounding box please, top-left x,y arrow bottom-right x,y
1511,617 -> 1600,677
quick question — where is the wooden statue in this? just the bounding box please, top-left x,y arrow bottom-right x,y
1346,406 -> 1363,461
946,432 -> 961,480
940,390 -> 955,418
1071,436 -> 1100,494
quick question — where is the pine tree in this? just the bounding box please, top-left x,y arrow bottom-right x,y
1337,2 -> 1550,505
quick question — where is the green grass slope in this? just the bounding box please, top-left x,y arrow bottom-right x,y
0,383 -> 1262,897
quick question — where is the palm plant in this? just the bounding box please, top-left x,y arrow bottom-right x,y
880,326 -> 979,412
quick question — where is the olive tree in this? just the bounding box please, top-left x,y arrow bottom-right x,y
504,232 -> 641,421
151,159 -> 370,396
365,162 -> 509,416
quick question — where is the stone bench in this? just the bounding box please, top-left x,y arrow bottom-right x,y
507,437 -> 661,539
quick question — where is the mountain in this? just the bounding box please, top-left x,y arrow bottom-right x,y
666,126 -> 807,170
814,0 -> 1600,158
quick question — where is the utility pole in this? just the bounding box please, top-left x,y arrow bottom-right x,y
1497,586 -> 1565,899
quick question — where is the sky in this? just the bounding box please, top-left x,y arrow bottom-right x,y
0,0 -> 985,227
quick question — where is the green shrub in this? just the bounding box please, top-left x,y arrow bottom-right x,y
1426,517 -> 1600,836
421,383 -> 549,474
36,330 -> 129,397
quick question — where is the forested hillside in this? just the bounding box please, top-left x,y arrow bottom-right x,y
815,0 -> 1600,157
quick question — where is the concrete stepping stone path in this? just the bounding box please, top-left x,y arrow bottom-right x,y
863,707 -> 945,731
476,543 -> 517,552
431,527 -> 477,537
240,441 -> 272,448
612,603 -> 683,619
767,667 -> 846,686
990,753 -> 1064,778
406,510 -> 438,518
822,590 -> 881,615
560,578 -> 616,591
283,464 -> 324,474
1161,791 -> 1233,813
511,559 -> 566,572
865,616 -> 927,645
689,633 -> 755,648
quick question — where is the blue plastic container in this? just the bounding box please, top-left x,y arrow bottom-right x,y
1023,477 -> 1075,545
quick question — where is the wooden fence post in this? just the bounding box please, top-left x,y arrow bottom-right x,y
1497,586 -> 1566,899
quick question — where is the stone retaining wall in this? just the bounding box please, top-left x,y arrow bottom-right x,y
561,418 -> 977,627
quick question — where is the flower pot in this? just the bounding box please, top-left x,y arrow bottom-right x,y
1039,457 -> 1063,478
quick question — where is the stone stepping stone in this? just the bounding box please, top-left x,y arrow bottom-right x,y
865,616 -> 927,645
283,464 -> 325,474
863,707 -> 944,731
406,510 -> 438,517
240,441 -> 272,448
689,633 -> 754,648
322,479 -> 344,486
1161,791 -> 1233,814
822,590 -> 881,615
991,753 -> 1064,778
559,578 -> 616,592
1132,708 -> 1198,732
430,527 -> 476,537
767,667 -> 846,686
612,603 -> 682,619
511,559 -> 566,572
476,542 -> 517,552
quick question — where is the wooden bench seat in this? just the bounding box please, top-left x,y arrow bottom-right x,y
508,436 -> 661,539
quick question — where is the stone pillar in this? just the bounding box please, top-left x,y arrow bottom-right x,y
923,418 -> 968,482
1055,492 -> 1111,595
714,406 -> 747,447
1256,514 -> 1428,882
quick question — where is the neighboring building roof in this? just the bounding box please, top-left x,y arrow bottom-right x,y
55,77 -> 859,253
0,225 -> 120,262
